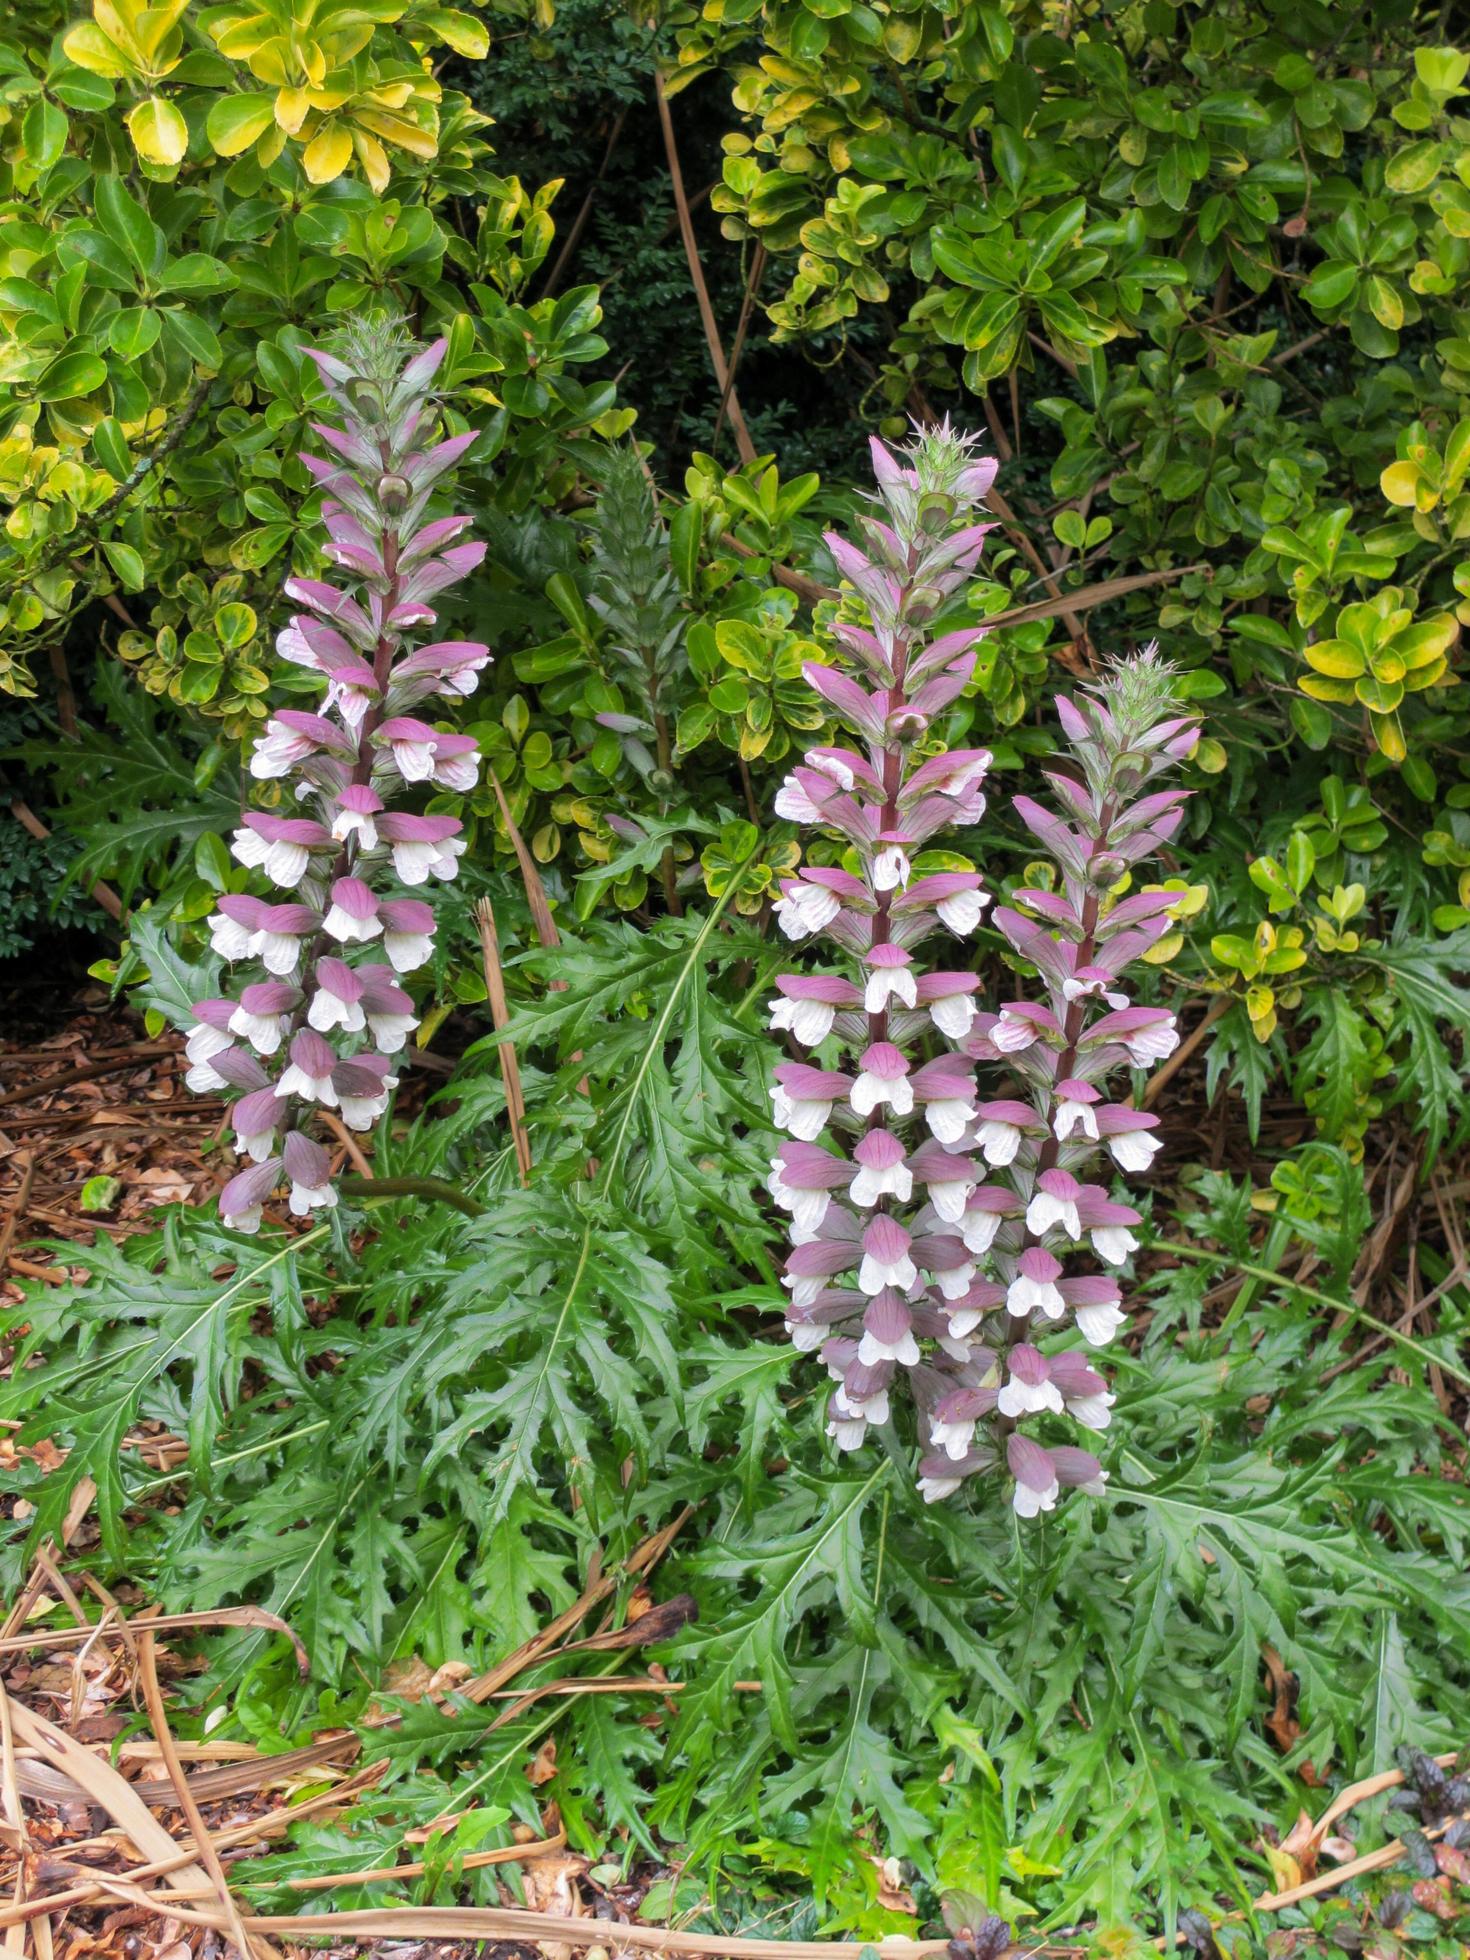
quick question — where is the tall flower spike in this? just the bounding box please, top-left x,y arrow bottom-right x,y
185,323 -> 490,1230
767,427 -> 1198,1517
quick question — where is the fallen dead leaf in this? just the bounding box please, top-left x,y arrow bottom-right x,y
869,1853 -> 916,1914
1262,1643 -> 1301,1755
1278,1808 -> 1319,1884
527,1736 -> 557,1787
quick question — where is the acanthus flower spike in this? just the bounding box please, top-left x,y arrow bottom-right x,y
183,320 -> 491,1232
763,425 -> 1200,1514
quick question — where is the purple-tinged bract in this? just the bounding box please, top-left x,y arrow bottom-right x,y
766,422 -> 1198,1516
185,321 -> 490,1231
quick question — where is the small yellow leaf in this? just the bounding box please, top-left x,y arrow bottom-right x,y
352,125 -> 390,192
302,120 -> 352,183
62,21 -> 131,77
1369,708 -> 1408,762
125,93 -> 188,165
275,84 -> 311,133
1380,459 -> 1424,507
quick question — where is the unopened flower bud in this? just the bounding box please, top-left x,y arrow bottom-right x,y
378,472 -> 411,510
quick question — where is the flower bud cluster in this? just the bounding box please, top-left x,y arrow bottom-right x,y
184,327 -> 490,1230
767,424 -> 1197,1517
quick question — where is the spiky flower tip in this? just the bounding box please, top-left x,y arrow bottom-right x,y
766,429 -> 1201,1519
182,335 -> 491,1232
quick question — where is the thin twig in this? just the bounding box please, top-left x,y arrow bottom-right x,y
475,895 -> 533,1185
319,1110 -> 374,1180
0,1159 -> 35,1274
713,241 -> 767,452
1141,995 -> 1228,1110
541,107 -> 629,299
3,374 -> 214,597
653,70 -> 758,465
0,1047 -> 177,1109
8,800 -> 124,923
137,1628 -> 267,1960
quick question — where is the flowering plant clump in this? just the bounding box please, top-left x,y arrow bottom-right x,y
183,323 -> 489,1231
768,426 -> 1198,1518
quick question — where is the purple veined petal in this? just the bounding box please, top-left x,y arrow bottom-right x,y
955,455 -> 999,499
907,653 -> 975,718
772,1062 -> 852,1099
404,429 -> 479,487
398,545 -> 487,606
302,347 -> 354,387
283,1128 -> 336,1214
395,640 -> 492,681
1012,796 -> 1089,877
437,539 -> 487,579
1042,767 -> 1095,825
1048,1350 -> 1108,1397
376,811 -> 464,844
910,1055 -> 976,1099
400,515 -> 474,566
926,520 -> 999,573
396,336 -> 448,395
830,620 -> 893,676
853,1129 -> 906,1172
802,661 -> 886,740
319,650 -> 376,689
855,512 -> 907,568
914,970 -> 980,1002
279,708 -> 355,749
1074,1185 -> 1143,1229
239,813 -> 334,849
232,1086 -> 284,1160
774,972 -> 863,1004
1006,1433 -> 1061,1517
236,979 -> 298,1015
1054,693 -> 1091,744
1096,890 -> 1178,934
855,1040 -> 910,1083
894,870 -> 984,910
254,901 -> 318,937
379,896 -> 437,973
293,615 -> 357,665
189,997 -> 237,1033
210,1048 -> 267,1095
785,1237 -> 858,1280
324,877 -> 383,945
868,434 -> 911,491
806,746 -> 885,796
353,964 -> 413,1012
906,623 -> 990,680
773,1140 -> 852,1191
847,1128 -> 912,1207
825,532 -> 875,582
309,419 -> 380,470
329,783 -> 385,847
282,578 -> 374,642
1059,1274 -> 1127,1347
313,956 -> 364,1004
323,540 -> 385,581
214,893 -> 269,933
1013,888 -> 1084,932
857,1286 -> 921,1367
1112,788 -> 1191,838
1093,1102 -> 1157,1136
282,1127 -> 331,1187
902,749 -> 992,801
219,1158 -> 281,1234
1050,1445 -> 1108,1493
